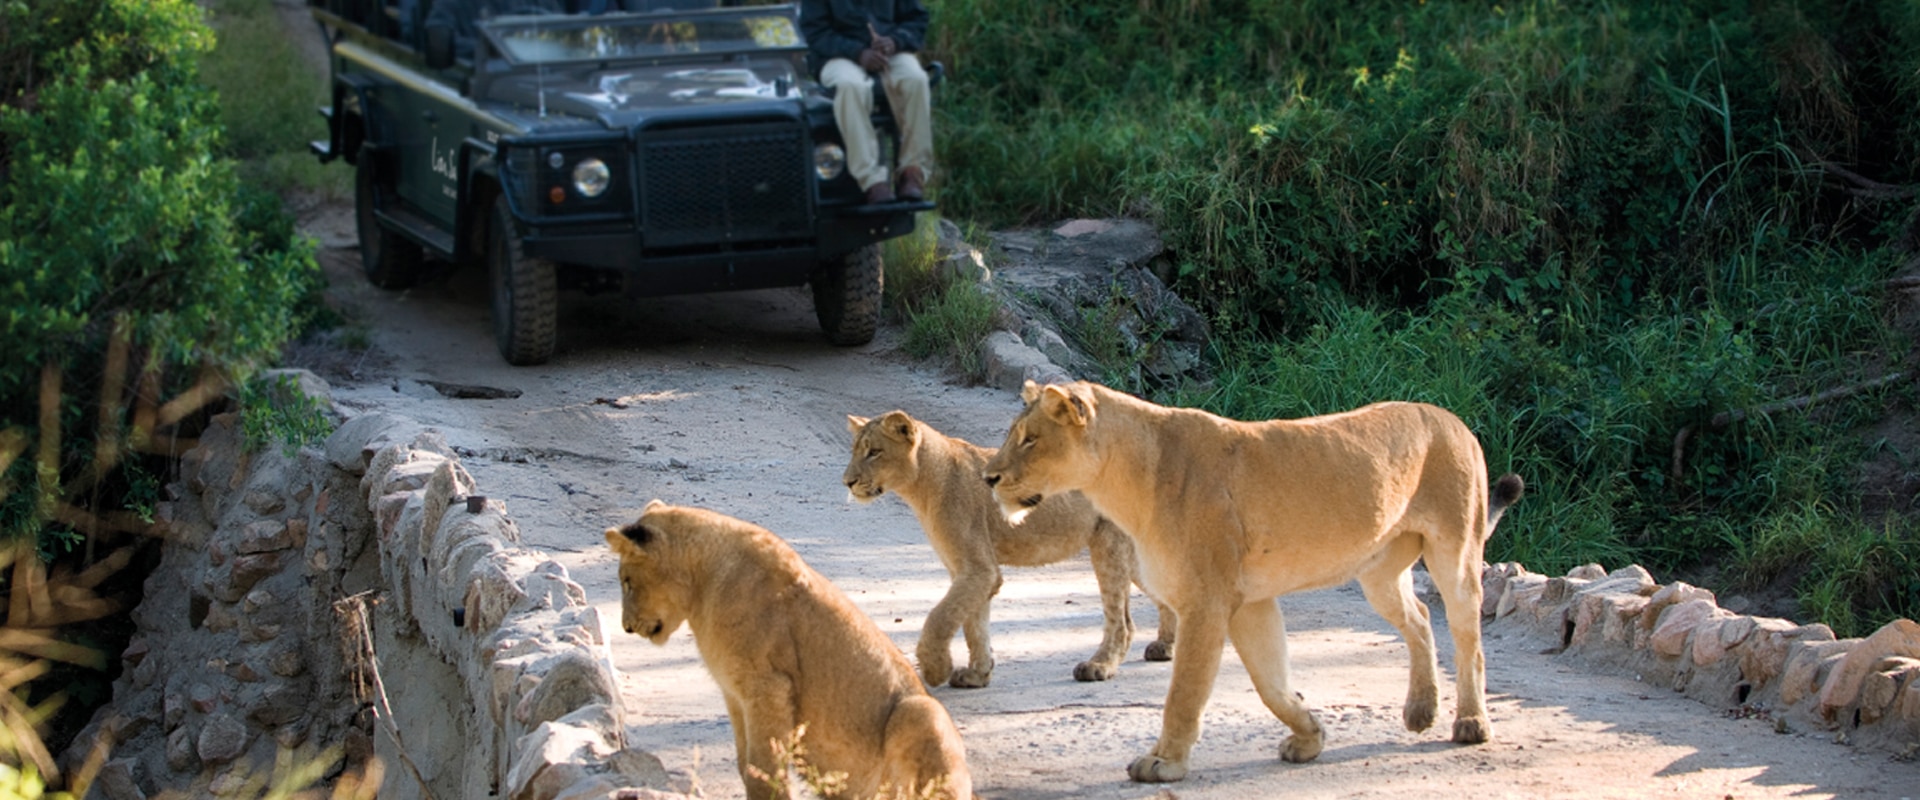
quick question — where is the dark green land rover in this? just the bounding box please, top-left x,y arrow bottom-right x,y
307,0 -> 931,364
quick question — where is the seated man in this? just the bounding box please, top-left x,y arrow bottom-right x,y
800,0 -> 934,204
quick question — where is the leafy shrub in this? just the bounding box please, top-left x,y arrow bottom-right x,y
927,0 -> 1920,633
0,0 -> 317,771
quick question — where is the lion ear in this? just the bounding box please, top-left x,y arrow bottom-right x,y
880,410 -> 916,442
605,526 -> 644,556
846,414 -> 869,434
1040,384 -> 1090,428
643,498 -> 666,512
1020,380 -> 1043,404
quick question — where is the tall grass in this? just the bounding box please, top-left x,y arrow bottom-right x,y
925,0 -> 1920,633
201,0 -> 344,195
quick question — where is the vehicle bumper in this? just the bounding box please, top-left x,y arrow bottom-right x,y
521,201 -> 929,297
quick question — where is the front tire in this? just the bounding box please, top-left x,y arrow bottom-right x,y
487,196 -> 557,365
354,147 -> 422,289
813,243 -> 883,346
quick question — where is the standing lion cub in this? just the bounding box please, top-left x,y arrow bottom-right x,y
844,410 -> 1174,688
604,500 -> 972,800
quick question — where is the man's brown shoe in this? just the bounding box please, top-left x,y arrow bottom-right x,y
865,182 -> 896,204
896,166 -> 926,201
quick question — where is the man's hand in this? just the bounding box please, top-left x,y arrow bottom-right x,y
857,48 -> 888,73
866,22 -> 897,57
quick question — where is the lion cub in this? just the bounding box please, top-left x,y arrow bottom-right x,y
845,410 -> 1174,689
604,500 -> 971,800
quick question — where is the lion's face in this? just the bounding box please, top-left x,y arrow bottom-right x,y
843,411 -> 920,503
603,501 -> 692,645
983,382 -> 1098,525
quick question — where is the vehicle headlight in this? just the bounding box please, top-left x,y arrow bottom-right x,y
814,143 -> 845,180
572,158 -> 611,198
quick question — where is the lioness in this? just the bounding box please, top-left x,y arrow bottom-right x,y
982,381 -> 1524,783
604,500 -> 972,800
844,410 -> 1175,688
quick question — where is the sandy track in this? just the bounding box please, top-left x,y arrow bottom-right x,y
302,225 -> 1920,798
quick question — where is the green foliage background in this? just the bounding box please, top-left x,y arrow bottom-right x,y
0,0 -> 315,565
927,0 -> 1920,634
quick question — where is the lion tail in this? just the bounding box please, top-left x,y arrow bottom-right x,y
1487,473 -> 1525,529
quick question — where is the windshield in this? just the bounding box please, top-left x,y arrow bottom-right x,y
484,9 -> 801,66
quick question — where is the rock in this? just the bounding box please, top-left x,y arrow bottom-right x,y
164,692 -> 186,729
190,682 -> 220,714
1857,658 -> 1920,725
203,603 -> 238,633
1651,599 -> 1717,658
245,683 -> 313,727
1567,563 -> 1608,580
1691,613 -> 1761,667
325,412 -> 409,473
166,727 -> 198,772
93,758 -> 145,800
514,652 -> 621,729
236,519 -> 295,554
1781,639 -> 1856,707
196,712 -> 251,765
980,331 -> 1073,392
243,489 -> 285,516
1640,582 -> 1716,633
268,644 -> 306,678
1818,619 -> 1920,715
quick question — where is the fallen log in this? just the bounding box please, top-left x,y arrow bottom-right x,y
1670,371 -> 1909,479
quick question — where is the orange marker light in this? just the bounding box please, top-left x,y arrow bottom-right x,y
549,186 -> 566,204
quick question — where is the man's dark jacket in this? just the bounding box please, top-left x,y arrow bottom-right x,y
799,0 -> 931,79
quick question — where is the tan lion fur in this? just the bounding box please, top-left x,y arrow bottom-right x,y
604,500 -> 972,800
844,410 -> 1175,688
982,381 -> 1524,783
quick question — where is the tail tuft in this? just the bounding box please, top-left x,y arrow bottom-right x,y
1488,473 -> 1525,527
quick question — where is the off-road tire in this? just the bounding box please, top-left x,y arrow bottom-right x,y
813,243 -> 883,346
354,147 -> 423,289
487,196 -> 558,365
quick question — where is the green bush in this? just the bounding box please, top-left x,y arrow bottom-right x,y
0,0 -> 315,548
926,0 -> 1920,634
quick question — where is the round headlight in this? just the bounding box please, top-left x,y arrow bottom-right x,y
814,143 -> 846,180
572,158 -> 610,198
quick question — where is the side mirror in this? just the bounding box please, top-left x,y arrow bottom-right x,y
425,25 -> 454,69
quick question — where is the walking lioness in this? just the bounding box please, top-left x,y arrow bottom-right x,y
844,410 -> 1175,688
982,381 -> 1524,783
604,500 -> 971,800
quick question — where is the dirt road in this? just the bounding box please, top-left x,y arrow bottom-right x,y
295,202 -> 1920,799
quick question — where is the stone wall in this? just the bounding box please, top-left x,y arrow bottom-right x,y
1481,562 -> 1920,756
74,372 -> 679,799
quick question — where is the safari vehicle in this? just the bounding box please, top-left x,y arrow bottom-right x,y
307,0 -> 933,364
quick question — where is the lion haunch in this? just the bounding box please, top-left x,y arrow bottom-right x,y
844,410 -> 1175,688
604,500 -> 971,800
983,381 -> 1524,784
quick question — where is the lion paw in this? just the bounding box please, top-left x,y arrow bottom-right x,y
1280,732 -> 1324,763
1072,660 -> 1117,682
917,655 -> 953,688
1126,755 -> 1187,783
1452,716 -> 1491,744
1404,700 -> 1436,732
1143,641 -> 1174,662
948,667 -> 992,689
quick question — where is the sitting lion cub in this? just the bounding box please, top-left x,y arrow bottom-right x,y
984,381 -> 1524,784
845,410 -> 1175,688
604,500 -> 971,800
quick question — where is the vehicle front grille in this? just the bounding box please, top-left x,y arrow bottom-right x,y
640,122 -> 812,249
